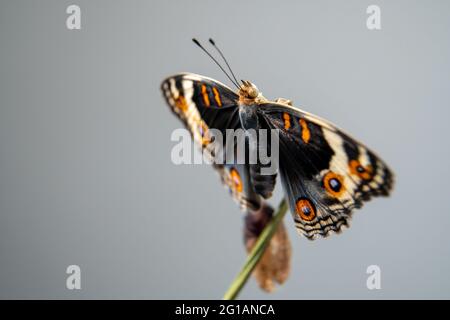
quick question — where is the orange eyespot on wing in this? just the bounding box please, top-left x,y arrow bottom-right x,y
295,198 -> 316,221
299,118 -> 310,144
230,168 -> 243,193
283,112 -> 291,130
212,87 -> 222,107
174,95 -> 188,112
349,159 -> 373,180
201,85 -> 210,107
323,171 -> 346,198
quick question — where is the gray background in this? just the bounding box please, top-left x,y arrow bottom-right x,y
0,0 -> 449,299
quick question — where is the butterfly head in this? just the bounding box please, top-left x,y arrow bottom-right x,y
239,80 -> 261,103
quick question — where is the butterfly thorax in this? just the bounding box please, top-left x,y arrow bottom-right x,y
238,81 -> 268,106
239,103 -> 259,130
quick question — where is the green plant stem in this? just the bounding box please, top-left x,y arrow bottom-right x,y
223,199 -> 288,300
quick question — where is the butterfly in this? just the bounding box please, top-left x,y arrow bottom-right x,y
161,39 -> 394,291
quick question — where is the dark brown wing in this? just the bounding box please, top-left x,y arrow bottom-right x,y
257,102 -> 394,240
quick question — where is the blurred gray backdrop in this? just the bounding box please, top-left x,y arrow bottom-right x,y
0,0 -> 449,299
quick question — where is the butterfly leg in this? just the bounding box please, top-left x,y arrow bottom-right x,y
275,98 -> 293,106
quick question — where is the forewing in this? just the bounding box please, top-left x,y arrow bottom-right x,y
161,73 -> 261,210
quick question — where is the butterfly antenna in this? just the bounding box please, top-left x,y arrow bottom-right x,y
208,38 -> 240,87
192,38 -> 240,89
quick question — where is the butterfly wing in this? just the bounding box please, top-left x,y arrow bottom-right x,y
161,73 -> 240,147
257,102 -> 394,240
161,73 -> 259,208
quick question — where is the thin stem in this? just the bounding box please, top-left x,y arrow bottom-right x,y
223,199 -> 288,300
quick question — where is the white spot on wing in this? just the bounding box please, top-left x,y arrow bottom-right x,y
169,78 -> 179,98
358,145 -> 370,167
322,129 -> 359,194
